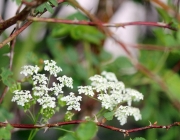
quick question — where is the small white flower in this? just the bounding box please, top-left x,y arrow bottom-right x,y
122,88 -> 143,106
57,75 -> 73,88
114,106 -> 142,125
12,90 -> 32,106
52,82 -> 63,96
37,95 -> 56,109
98,91 -> 124,110
78,86 -> 94,96
89,75 -> 107,85
61,92 -> 82,111
33,85 -> 49,96
20,65 -> 39,76
32,73 -> 48,85
108,81 -> 125,91
44,60 -> 62,77
101,71 -> 118,82
92,82 -> 109,93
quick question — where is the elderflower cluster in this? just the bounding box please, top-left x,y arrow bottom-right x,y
11,60 -> 81,119
78,71 -> 143,125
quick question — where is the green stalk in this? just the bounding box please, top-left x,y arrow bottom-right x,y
83,41 -> 93,77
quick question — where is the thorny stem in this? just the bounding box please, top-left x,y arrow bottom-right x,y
27,16 -> 177,31
0,121 -> 179,136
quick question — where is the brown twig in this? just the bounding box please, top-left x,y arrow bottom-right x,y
129,44 -> 180,51
0,4 -> 23,104
150,0 -> 180,21
0,121 -> 179,136
0,21 -> 32,48
0,87 -> 8,104
0,0 -> 65,48
0,0 -> 48,33
27,16 -> 177,31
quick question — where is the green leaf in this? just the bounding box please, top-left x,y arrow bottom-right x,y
64,111 -> 74,121
164,34 -> 177,46
13,0 -> 22,5
9,83 -> 21,93
58,133 -> 77,140
58,94 -> 66,107
76,121 -> 98,140
51,24 -> 70,37
103,111 -> 114,121
0,107 -> 13,122
0,68 -> 15,87
132,137 -> 146,140
164,70 -> 180,100
36,4 -> 46,13
49,0 -> 58,6
70,25 -> 104,44
35,0 -> 58,13
36,1 -> 55,14
0,124 -> 13,140
44,3 -> 54,14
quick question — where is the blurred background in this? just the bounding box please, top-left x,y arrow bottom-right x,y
0,0 -> 180,139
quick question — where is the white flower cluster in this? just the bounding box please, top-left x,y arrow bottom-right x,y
12,60 -> 81,114
78,71 -> 143,125
12,60 -> 143,125
61,92 -> 82,111
114,106 -> 142,125
44,60 -> 62,77
12,90 -> 32,106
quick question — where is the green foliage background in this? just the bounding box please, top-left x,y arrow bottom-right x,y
0,0 -> 180,139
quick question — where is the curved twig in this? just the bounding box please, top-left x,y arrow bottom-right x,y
0,121 -> 179,136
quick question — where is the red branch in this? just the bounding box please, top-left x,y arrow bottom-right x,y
0,121 -> 179,136
27,17 -> 177,31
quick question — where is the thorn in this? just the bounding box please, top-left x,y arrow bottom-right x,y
162,126 -> 166,129
4,120 -> 8,123
44,127 -> 49,133
123,131 -> 129,137
149,121 -> 152,126
3,53 -> 10,57
101,118 -> 106,124
153,121 -> 157,125
73,18 -> 79,23
93,114 -> 98,123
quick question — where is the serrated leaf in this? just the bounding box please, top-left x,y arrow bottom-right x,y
103,111 -> 114,121
44,3 -> 54,14
76,121 -> 98,140
0,68 -> 15,87
49,0 -> 58,6
36,4 -> 46,13
36,1 -> 55,14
